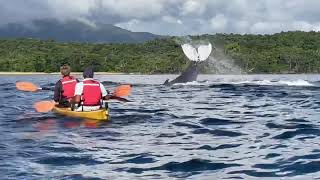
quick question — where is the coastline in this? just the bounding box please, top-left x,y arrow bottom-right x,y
0,72 -> 319,76
0,72 -> 128,75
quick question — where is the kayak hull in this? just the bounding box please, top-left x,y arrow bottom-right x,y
52,106 -> 109,120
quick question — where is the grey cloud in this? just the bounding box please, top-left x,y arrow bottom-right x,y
0,0 -> 50,25
1,0 -> 320,35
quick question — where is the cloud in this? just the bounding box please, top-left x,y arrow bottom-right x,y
47,0 -> 93,19
180,0 -> 208,16
1,0 -> 320,35
210,14 -> 228,33
250,21 -> 320,34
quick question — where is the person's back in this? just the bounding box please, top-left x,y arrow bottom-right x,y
73,67 -> 109,111
61,75 -> 77,99
54,65 -> 78,107
82,78 -> 102,106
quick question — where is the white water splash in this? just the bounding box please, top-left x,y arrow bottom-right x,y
172,79 -> 314,87
206,55 -> 243,74
172,80 -> 210,86
233,79 -> 314,87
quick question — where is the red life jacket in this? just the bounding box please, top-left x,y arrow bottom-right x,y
61,76 -> 77,100
82,79 -> 102,106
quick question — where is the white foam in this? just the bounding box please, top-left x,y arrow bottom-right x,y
230,79 -> 314,87
278,79 -> 314,86
173,80 -> 210,86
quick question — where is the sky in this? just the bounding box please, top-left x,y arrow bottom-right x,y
1,0 -> 320,35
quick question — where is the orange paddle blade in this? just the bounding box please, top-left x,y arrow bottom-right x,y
113,85 -> 132,97
34,101 -> 55,113
16,82 -> 39,92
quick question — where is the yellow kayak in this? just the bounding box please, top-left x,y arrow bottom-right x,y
52,106 -> 109,120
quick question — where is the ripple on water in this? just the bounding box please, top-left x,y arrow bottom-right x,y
193,128 -> 245,137
266,122 -> 314,129
228,170 -> 280,178
3,75 -> 320,179
59,174 -> 104,180
264,153 -> 282,159
198,144 -> 242,151
112,153 -> 157,164
249,153 -> 320,177
171,122 -> 203,129
111,114 -> 153,125
200,118 -> 246,126
273,128 -> 320,139
280,161 -> 320,176
42,145 -> 83,153
36,155 -> 105,166
183,144 -> 242,151
117,159 -> 241,177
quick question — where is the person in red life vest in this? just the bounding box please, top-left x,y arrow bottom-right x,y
72,67 -> 110,112
54,65 -> 79,107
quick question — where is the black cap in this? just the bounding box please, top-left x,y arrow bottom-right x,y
83,67 -> 94,78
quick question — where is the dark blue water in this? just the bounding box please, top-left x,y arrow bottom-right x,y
1,74 -> 320,179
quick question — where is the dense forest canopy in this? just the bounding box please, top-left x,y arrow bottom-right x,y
0,31 -> 320,74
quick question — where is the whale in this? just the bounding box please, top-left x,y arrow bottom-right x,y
163,61 -> 199,85
164,43 -> 212,85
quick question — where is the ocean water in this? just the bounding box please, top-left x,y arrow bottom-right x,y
1,74 -> 320,179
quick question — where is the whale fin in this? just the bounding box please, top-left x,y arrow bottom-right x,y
181,44 -> 198,61
197,43 -> 212,61
163,79 -> 170,85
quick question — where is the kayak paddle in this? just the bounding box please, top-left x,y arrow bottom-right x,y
112,84 -> 132,97
33,84 -> 132,113
34,101 -> 56,113
16,81 -> 52,92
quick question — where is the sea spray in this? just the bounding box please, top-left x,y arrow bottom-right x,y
174,36 -> 244,74
205,49 -> 243,74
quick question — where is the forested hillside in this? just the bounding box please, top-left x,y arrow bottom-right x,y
0,19 -> 160,43
1,31 -> 320,74
0,38 -> 185,73
205,31 -> 320,73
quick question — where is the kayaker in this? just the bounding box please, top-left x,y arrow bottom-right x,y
54,64 -> 79,107
72,67 -> 110,112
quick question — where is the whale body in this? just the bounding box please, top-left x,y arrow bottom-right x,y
163,62 -> 199,85
163,43 -> 212,85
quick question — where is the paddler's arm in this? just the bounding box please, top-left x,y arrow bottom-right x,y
70,82 -> 83,109
71,95 -> 81,104
100,83 -> 109,100
103,94 -> 111,100
70,95 -> 81,110
53,80 -> 62,102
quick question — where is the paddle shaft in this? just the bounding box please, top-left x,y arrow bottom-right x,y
36,87 -> 131,102
40,87 -> 54,91
109,95 -> 132,102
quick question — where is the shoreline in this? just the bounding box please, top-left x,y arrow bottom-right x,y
0,72 -> 319,76
0,72 -> 128,75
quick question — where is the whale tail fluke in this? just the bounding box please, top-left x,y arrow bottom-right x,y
198,43 -> 212,61
181,43 -> 212,62
181,44 -> 199,61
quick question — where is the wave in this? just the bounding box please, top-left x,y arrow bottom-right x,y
172,80 -> 210,86
80,78 -> 318,89
142,79 -> 316,88
116,159 -> 241,177
230,79 -> 314,87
